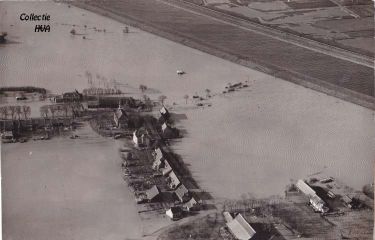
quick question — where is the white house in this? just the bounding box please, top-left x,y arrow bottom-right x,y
166,206 -> 183,220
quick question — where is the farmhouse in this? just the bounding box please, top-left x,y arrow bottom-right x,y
226,213 -> 256,240
166,171 -> 181,189
174,184 -> 190,203
145,185 -> 160,202
132,129 -> 151,147
184,197 -> 199,211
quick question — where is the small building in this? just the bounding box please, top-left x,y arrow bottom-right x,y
145,185 -> 160,202
342,195 -> 353,209
296,179 -> 316,196
184,197 -> 199,211
310,195 -> 328,213
114,105 -> 128,128
161,159 -> 173,176
62,90 -> 83,102
226,213 -> 256,240
166,171 -> 181,189
152,148 -> 165,170
166,206 -> 183,220
175,184 -> 190,203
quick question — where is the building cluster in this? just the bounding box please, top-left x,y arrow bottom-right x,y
296,179 -> 329,213
124,106 -> 200,221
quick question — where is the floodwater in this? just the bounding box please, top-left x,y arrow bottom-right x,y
0,1 -> 374,239
2,124 -> 143,240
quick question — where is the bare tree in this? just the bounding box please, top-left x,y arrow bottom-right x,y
22,105 -> 31,120
15,106 -> 22,120
8,106 -> 16,120
158,95 -> 167,105
183,94 -> 189,104
0,106 -> 8,120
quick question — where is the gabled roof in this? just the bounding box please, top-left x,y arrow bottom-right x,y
161,160 -> 172,175
226,214 -> 256,240
114,107 -> 127,120
184,197 -> 198,209
160,106 -> 169,115
162,122 -> 168,131
167,171 -> 181,189
296,179 -> 316,196
146,185 -> 160,201
175,184 -> 189,202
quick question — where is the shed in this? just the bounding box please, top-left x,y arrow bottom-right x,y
226,213 -> 256,240
166,206 -> 183,220
114,106 -> 128,128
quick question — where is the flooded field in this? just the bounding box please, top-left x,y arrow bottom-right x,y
2,124 -> 143,240
0,1 -> 374,239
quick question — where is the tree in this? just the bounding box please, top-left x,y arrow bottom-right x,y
183,94 -> 189,104
15,106 -> 22,120
8,106 -> 16,120
0,106 -> 8,120
22,105 -> 31,120
158,95 -> 167,105
205,89 -> 211,98
139,84 -> 147,93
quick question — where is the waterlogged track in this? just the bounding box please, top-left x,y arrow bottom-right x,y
74,0 -> 374,109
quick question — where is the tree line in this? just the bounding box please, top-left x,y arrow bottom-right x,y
40,103 -> 83,119
0,105 -> 31,120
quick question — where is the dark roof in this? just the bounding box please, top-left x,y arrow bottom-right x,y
170,206 -> 183,214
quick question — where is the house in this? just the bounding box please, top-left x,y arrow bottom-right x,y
274,224 -> 295,240
184,197 -> 199,211
114,105 -> 128,128
152,149 -> 165,170
145,185 -> 160,202
342,195 -> 353,209
162,122 -> 168,132
166,206 -> 183,220
160,106 -> 169,118
226,213 -> 256,240
55,90 -> 83,102
166,171 -> 181,189
161,159 -> 172,176
310,195 -> 329,213
175,184 -> 190,203
133,129 -> 151,147
296,179 -> 316,196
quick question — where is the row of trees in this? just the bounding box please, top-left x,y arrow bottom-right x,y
82,88 -> 122,96
40,103 -> 83,119
0,105 -> 31,120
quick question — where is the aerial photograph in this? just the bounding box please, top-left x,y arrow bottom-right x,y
0,0 -> 374,239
